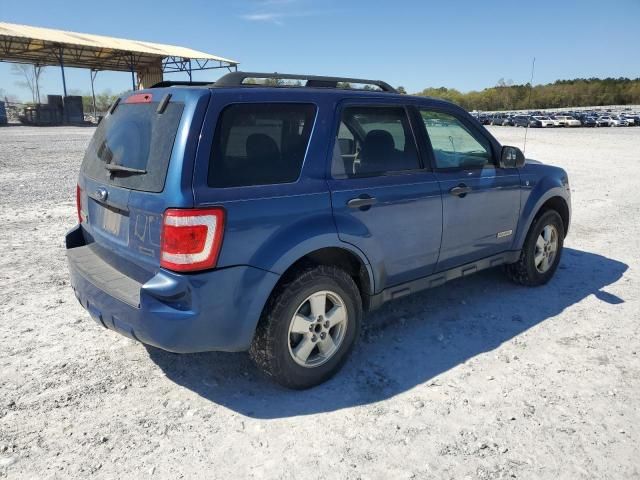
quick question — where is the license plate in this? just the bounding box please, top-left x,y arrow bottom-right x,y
102,207 -> 122,236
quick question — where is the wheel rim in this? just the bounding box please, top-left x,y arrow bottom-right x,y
287,290 -> 348,368
534,224 -> 559,273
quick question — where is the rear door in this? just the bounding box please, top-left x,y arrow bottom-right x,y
78,89 -> 206,279
417,107 -> 521,271
328,101 -> 442,291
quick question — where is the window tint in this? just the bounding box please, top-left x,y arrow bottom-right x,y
208,103 -> 316,188
331,106 -> 420,178
81,102 -> 184,192
420,110 -> 492,169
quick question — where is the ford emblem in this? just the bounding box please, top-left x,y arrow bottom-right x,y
96,187 -> 108,202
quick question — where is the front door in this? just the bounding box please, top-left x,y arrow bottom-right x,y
418,108 -> 521,271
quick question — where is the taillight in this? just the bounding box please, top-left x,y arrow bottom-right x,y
124,93 -> 153,104
76,184 -> 83,223
160,208 -> 225,272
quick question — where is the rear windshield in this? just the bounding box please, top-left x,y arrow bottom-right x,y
208,103 -> 316,188
81,101 -> 184,192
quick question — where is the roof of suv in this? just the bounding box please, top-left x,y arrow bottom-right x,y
148,71 -> 460,107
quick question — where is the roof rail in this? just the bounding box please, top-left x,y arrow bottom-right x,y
150,80 -> 213,88
214,71 -> 397,93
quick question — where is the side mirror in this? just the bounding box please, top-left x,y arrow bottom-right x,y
500,145 -> 525,168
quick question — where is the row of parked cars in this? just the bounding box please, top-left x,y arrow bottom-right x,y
477,111 -> 640,128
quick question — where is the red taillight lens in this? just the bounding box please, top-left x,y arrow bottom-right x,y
76,184 -> 83,223
160,208 -> 225,272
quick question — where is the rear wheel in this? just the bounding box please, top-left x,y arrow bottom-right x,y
249,266 -> 361,389
505,210 -> 564,286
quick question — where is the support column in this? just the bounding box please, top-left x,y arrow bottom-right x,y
59,48 -> 68,97
130,54 -> 136,91
90,69 -> 98,120
131,69 -> 136,91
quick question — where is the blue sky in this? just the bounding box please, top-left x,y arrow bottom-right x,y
1,0 -> 638,101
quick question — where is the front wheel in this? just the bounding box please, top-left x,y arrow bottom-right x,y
249,266 -> 361,389
505,210 -> 565,286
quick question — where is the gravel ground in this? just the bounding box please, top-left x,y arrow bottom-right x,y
0,125 -> 639,479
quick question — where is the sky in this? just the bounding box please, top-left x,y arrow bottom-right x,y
1,0 -> 639,101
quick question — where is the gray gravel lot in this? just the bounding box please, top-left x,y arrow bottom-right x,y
0,125 -> 639,479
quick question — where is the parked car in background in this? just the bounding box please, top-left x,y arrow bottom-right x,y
620,115 -> 635,126
532,115 -> 556,127
552,115 -> 581,127
512,115 -> 531,127
65,71 -> 571,388
596,116 -> 613,127
492,115 -> 514,126
580,116 -> 597,127
490,115 -> 503,126
611,116 -> 629,127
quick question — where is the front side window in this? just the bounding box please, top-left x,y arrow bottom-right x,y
331,106 -> 420,178
208,103 -> 316,188
420,110 -> 492,169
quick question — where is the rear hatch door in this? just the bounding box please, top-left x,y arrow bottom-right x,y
78,89 -> 207,280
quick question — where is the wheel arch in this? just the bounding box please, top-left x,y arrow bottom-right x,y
515,188 -> 570,250
265,245 -> 375,316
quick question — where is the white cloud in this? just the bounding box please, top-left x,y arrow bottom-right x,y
241,12 -> 285,24
240,0 -> 328,25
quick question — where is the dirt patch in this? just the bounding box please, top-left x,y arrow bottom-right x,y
0,125 -> 639,479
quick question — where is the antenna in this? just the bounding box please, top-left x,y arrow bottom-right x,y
523,57 -> 536,154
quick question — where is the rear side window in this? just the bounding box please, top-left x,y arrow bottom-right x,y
331,106 -> 420,178
208,103 -> 316,188
81,102 -> 184,192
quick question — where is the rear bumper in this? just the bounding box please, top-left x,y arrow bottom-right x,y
66,225 -> 280,353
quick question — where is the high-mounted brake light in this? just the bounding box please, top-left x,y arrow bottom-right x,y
160,208 -> 225,272
76,184 -> 83,223
124,93 -> 153,104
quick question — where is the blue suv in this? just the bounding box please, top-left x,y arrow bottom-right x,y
66,72 -> 571,388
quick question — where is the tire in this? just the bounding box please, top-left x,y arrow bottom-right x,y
505,210 -> 565,286
249,265 -> 362,389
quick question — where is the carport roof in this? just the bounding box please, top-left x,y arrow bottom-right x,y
0,21 -> 238,72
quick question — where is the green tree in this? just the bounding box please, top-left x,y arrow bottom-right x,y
415,77 -> 640,110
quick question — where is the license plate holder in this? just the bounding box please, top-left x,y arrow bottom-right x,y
102,207 -> 122,237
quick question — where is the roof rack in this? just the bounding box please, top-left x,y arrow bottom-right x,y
214,71 -> 397,93
150,80 -> 213,88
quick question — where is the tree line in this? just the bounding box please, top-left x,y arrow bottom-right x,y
4,69 -> 640,113
411,77 -> 640,111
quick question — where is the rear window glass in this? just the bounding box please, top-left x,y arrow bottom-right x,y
81,102 -> 184,192
208,103 -> 316,188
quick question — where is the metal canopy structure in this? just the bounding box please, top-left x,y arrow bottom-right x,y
0,22 -> 239,94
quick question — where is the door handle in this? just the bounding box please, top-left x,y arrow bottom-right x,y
449,184 -> 472,197
347,196 -> 377,209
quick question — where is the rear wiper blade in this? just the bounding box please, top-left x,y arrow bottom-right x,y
105,164 -> 146,174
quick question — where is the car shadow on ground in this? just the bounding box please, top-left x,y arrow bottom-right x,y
146,247 -> 627,418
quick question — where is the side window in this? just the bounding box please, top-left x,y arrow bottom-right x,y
208,103 -> 316,188
331,106 -> 420,178
420,110 -> 492,169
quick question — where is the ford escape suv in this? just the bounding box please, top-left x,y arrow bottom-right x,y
66,72 -> 571,389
